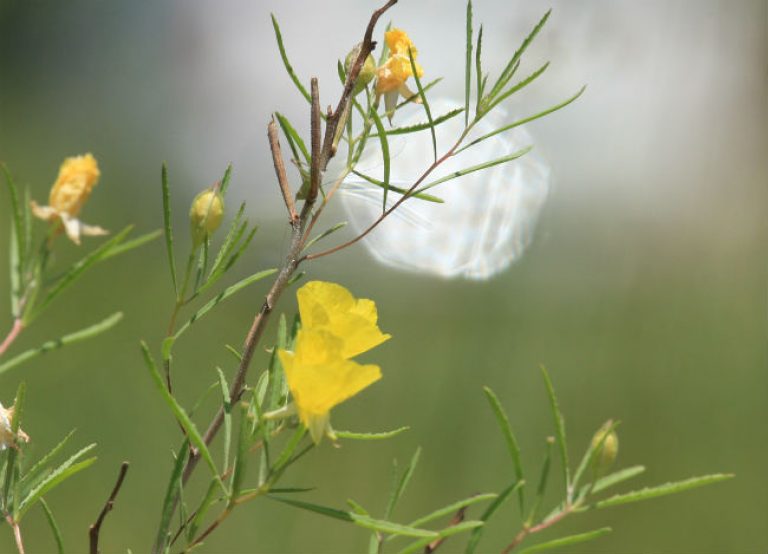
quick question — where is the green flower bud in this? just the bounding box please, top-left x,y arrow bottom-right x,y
590,420 -> 619,473
190,188 -> 224,246
345,44 -> 376,95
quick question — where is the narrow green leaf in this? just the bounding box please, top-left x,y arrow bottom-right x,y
591,465 -> 645,495
17,445 -> 97,519
220,163 -> 233,195
488,10 -> 551,101
276,112 -> 311,165
9,223 -> 21,318
186,478 -> 220,543
395,78 -> 443,110
415,146 -> 532,193
407,493 -> 495,529
335,427 -> 410,441
486,61 -> 550,114
596,474 -> 734,509
217,368 -> 232,473
385,447 -> 421,519
302,222 -> 348,253
482,387 -> 524,513
2,165 -> 26,279
369,109 -> 391,212
2,382 -> 25,508
101,229 -> 162,260
475,25 -> 484,115
204,203 -> 246,285
173,269 -> 277,341
465,480 -> 524,554
271,14 -> 311,103
397,522 -> 484,554
349,171 -> 444,203
464,0 -> 473,127
141,343 -> 226,495
153,442 -> 189,554
539,366 -> 570,491
408,47 -> 436,162
346,498 -> 370,516
17,430 -> 76,495
370,108 -> 464,137
39,498 -> 65,554
0,312 -> 123,376
161,164 -> 177,296
230,404 -> 250,499
518,527 -> 612,554
527,439 -> 553,525
28,226 -> 133,321
270,426 -> 306,480
457,86 -> 586,155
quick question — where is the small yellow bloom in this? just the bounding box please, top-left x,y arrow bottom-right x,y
278,281 -> 390,444
298,280 -> 390,359
375,28 -> 424,117
189,188 -> 225,246
0,402 -> 29,450
30,153 -> 108,244
591,420 -> 619,473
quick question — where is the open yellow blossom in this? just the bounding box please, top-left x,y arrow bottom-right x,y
297,280 -> 391,359
375,28 -> 424,116
30,153 -> 108,244
279,329 -> 382,444
278,281 -> 390,444
0,402 -> 29,451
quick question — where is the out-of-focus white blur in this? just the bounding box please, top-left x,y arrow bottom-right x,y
339,98 -> 549,279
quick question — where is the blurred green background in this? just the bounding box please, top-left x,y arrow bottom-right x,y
1,1 -> 766,553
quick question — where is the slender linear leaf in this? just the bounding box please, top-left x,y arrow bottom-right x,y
457,86 -> 586,154
347,498 -> 370,516
486,62 -> 550,113
18,430 -> 76,495
349,171 -> 444,203
464,0 -> 473,126
397,521 -> 484,554
540,366 -> 570,491
518,527 -> 612,554
2,165 -> 26,278
271,14 -> 311,103
415,147 -> 531,193
483,387 -> 524,512
217,368 -> 232,473
302,222 -> 348,252
487,10 -> 551,101
186,478 -> 221,543
475,25 -> 484,114
9,222 -> 21,317
465,480 -> 524,554
39,498 -> 64,554
3,382 -> 25,508
395,78 -> 443,110
368,109 -> 391,212
407,493 -> 495,529
102,229 -> 162,260
596,474 -> 734,509
528,439 -> 553,524
172,269 -> 277,342
276,112 -> 310,165
204,203 -> 246,283
335,427 -> 410,441
370,108 -> 464,137
408,48 -> 436,161
141,343 -> 226,495
591,465 -> 645,495
230,404 -> 251,499
385,447 -> 420,519
220,163 -> 233,195
161,164 -> 177,295
153,441 -> 189,554
17,445 -> 97,519
0,312 -> 123,376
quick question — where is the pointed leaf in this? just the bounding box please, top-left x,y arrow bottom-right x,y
335,427 -> 410,441
408,47 -> 436,161
483,387 -> 524,513
539,366 -> 570,491
518,527 -> 612,554
465,480 -> 524,554
39,498 -> 65,554
596,474 -> 734,509
415,147 -> 532,193
385,447 -> 420,519
161,164 -> 177,295
153,442 -> 189,553
271,14 -> 311,103
464,0 -> 473,126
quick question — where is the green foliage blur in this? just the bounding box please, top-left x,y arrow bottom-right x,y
0,1 -> 766,552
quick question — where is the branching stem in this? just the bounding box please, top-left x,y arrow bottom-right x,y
89,462 -> 130,554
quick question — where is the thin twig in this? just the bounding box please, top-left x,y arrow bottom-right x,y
268,118 -> 299,221
501,505 -> 572,554
89,461 -> 130,554
425,506 -> 467,553
309,78 -> 322,204
5,514 -> 24,554
0,318 -> 24,357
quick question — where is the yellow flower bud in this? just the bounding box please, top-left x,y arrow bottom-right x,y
345,44 -> 376,95
189,188 -> 224,245
590,420 -> 619,472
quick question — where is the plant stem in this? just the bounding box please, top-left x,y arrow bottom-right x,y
0,319 -> 24,357
501,504 -> 573,553
5,514 -> 25,554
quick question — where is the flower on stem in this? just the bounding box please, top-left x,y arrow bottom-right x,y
0,402 -> 29,450
278,281 -> 390,444
30,153 -> 108,245
189,187 -> 224,246
375,28 -> 424,117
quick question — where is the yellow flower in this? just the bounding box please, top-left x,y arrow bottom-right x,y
279,329 -> 381,444
0,402 -> 29,450
30,153 -> 108,244
375,28 -> 424,116
297,280 -> 390,358
189,188 -> 225,246
278,281 -> 390,444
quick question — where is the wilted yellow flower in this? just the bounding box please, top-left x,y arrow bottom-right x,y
0,402 -> 29,450
375,28 -> 424,116
278,281 -> 390,444
189,188 -> 224,246
30,153 -> 108,244
298,280 -> 391,359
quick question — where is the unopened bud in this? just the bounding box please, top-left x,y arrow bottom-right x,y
189,188 -> 224,246
345,44 -> 376,95
590,420 -> 619,472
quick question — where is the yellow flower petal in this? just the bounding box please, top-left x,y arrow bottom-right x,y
49,153 -> 100,217
297,281 -> 390,358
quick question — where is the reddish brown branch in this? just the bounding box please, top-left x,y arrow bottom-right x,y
309,78 -> 322,204
0,318 -> 23,357
89,461 -> 130,554
268,118 -> 298,221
